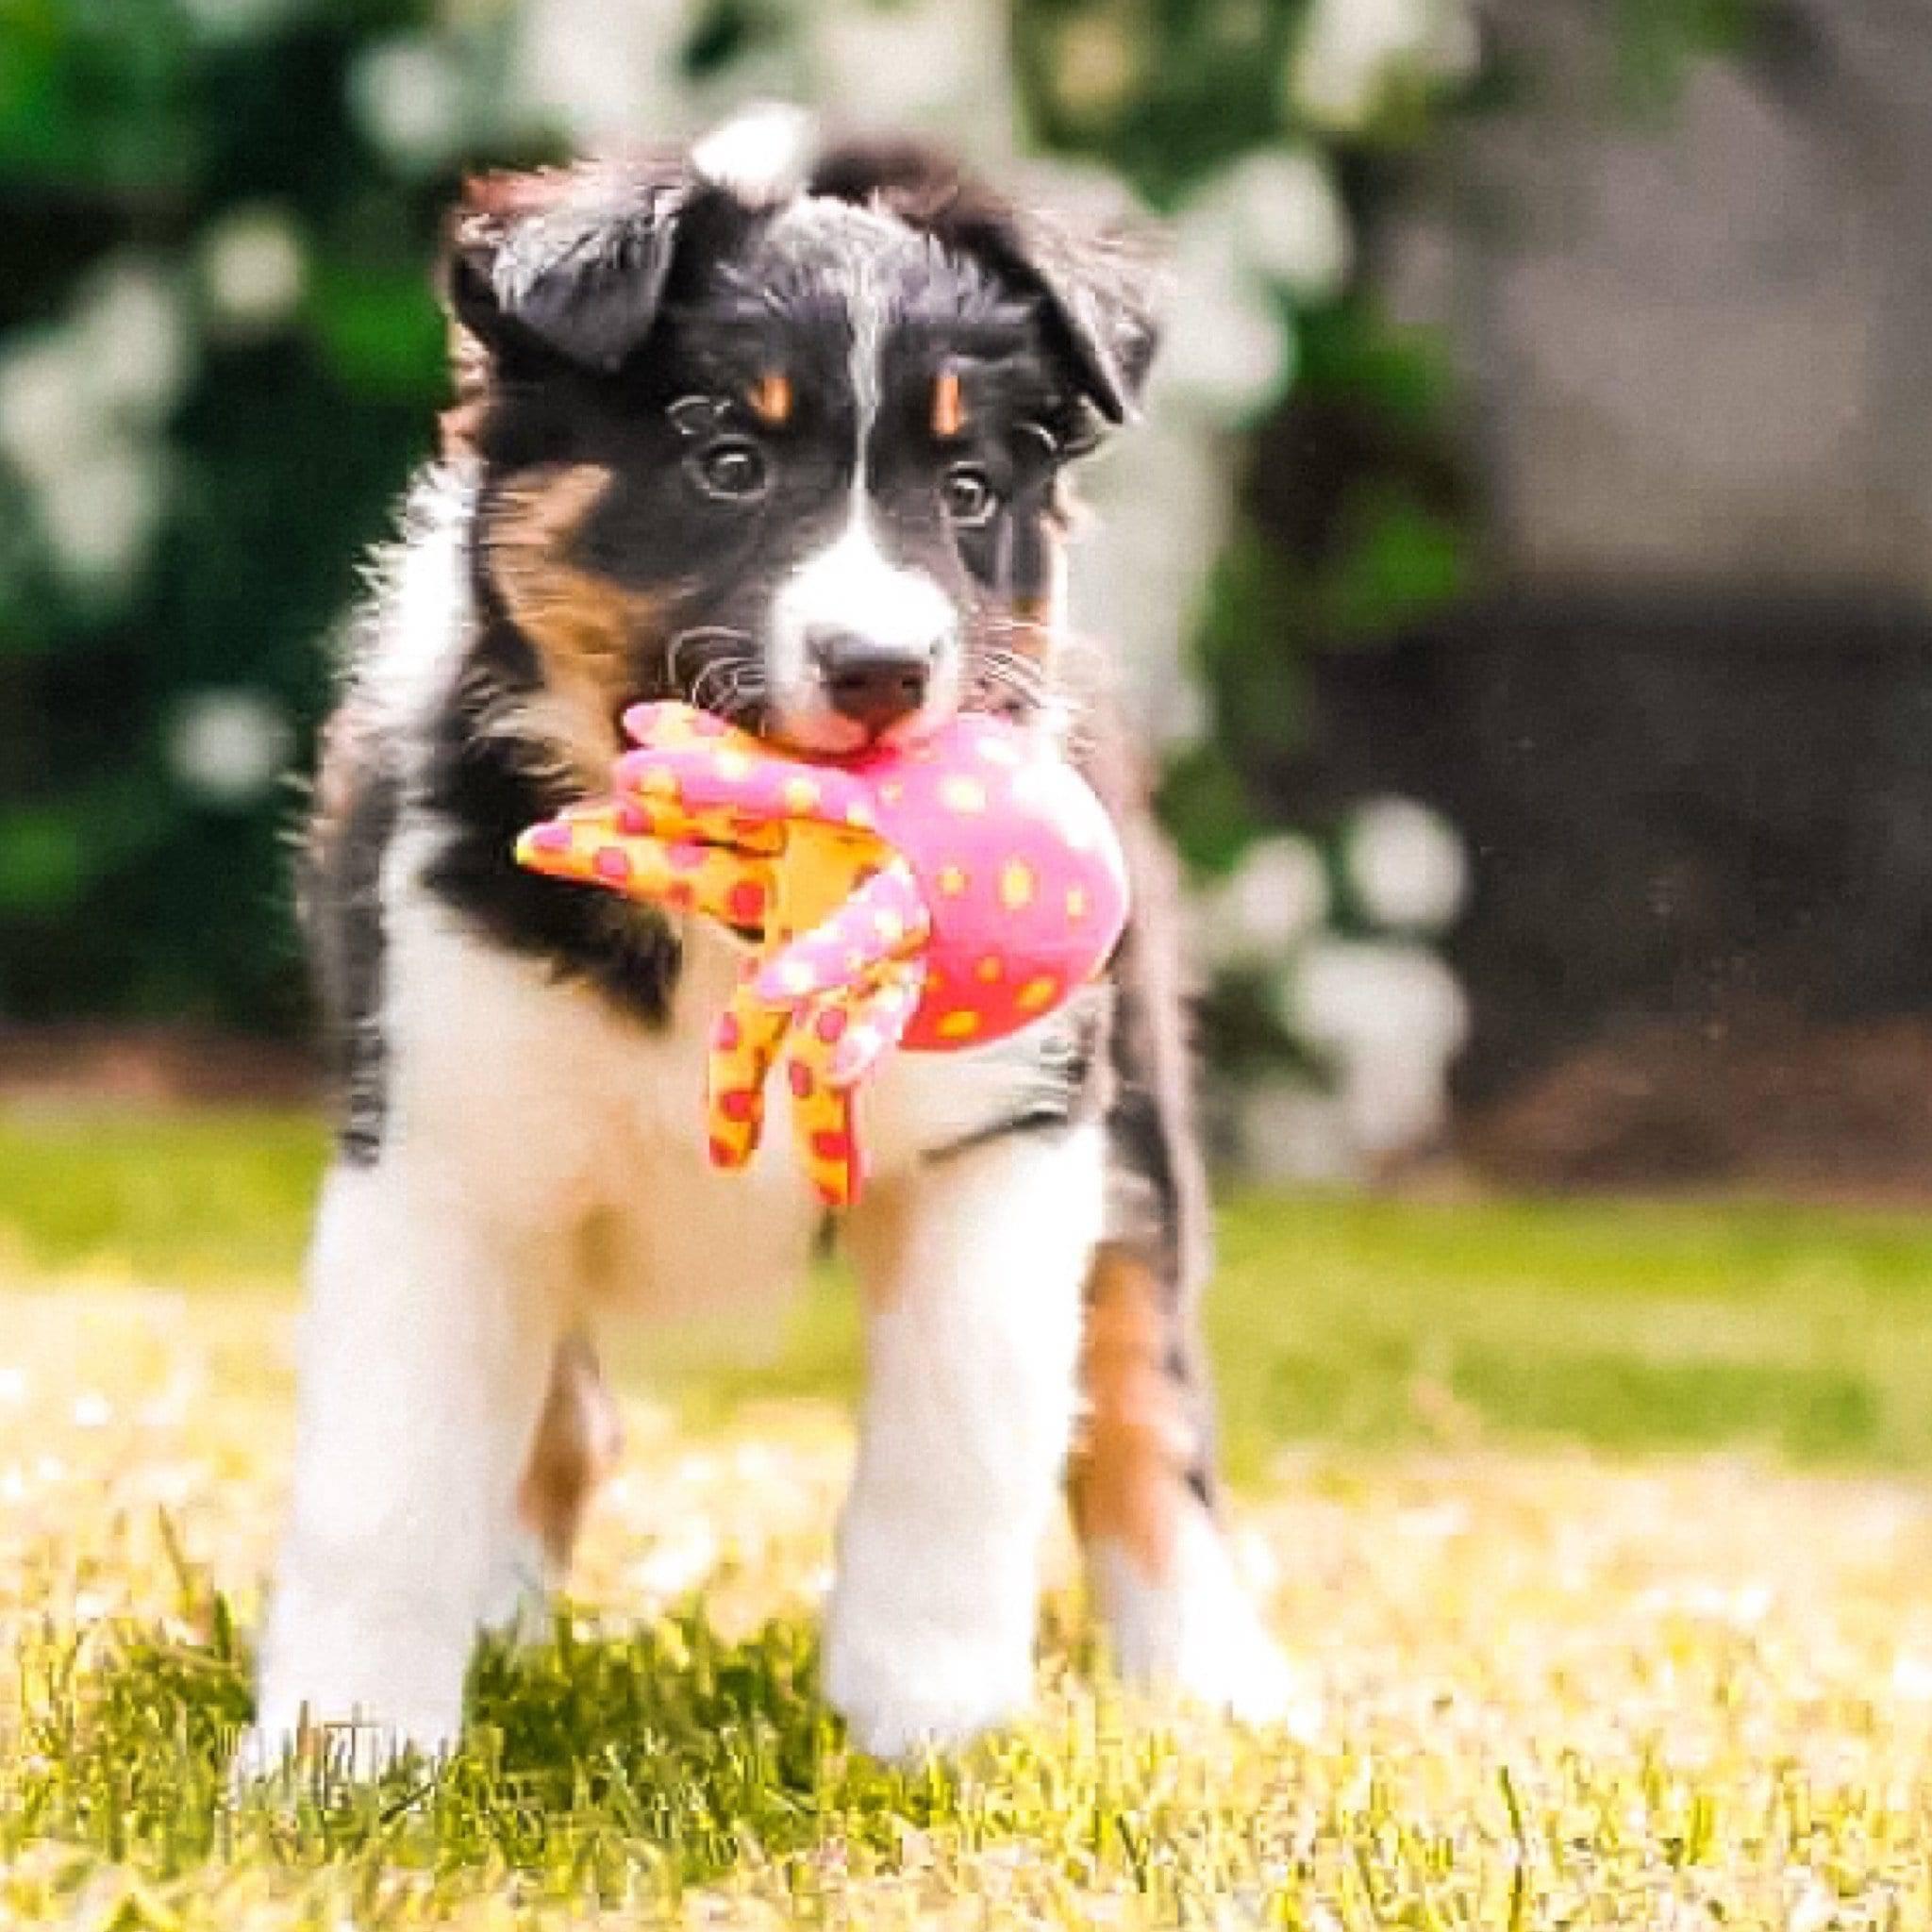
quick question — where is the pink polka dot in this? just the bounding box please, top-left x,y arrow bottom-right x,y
666,840 -> 707,872
814,1007 -> 849,1043
714,1011 -> 741,1052
788,1061 -> 815,1097
708,1134 -> 736,1168
527,823 -> 571,854
591,847 -> 631,885
717,1088 -> 758,1124
810,1128 -> 853,1164
727,880 -> 766,924
615,803 -> 651,837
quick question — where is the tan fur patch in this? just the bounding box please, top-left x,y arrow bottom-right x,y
750,372 -> 791,425
1067,1245 -> 1191,1583
518,1333 -> 623,1573
932,368 -> 965,439
485,462 -> 658,782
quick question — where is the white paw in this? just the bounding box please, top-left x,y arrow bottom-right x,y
1091,1507 -> 1321,1737
823,1617 -> 1033,1760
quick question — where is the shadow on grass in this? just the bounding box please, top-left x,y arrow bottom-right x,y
5,1606 -> 974,1901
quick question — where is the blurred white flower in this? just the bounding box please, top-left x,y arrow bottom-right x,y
1290,937 -> 1467,1055
1287,938 -> 1469,1158
1159,209 -> 1292,425
811,0 -> 1013,150
509,0 -> 695,145
1345,796 -> 1470,933
199,206 -> 308,334
165,689 -> 295,807
1067,403 -> 1232,735
36,439 -> 167,590
1202,835 -> 1331,969
1206,150 -> 1353,302
1289,0 -> 1478,134
350,35 -> 468,175
0,332 -> 97,484
72,258 -> 193,424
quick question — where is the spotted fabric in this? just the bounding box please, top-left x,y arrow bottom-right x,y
516,701 -> 1130,1207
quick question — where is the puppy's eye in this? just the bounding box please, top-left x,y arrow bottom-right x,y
690,439 -> 769,502
941,463 -> 997,528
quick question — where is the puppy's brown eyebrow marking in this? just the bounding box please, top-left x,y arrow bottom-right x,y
749,372 -> 791,425
932,368 -> 966,440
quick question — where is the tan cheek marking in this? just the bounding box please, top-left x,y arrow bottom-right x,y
1068,1248 -> 1189,1583
932,367 -> 965,439
486,462 -> 660,776
751,372 -> 791,425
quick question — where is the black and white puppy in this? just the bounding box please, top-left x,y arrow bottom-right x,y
251,112 -> 1291,1770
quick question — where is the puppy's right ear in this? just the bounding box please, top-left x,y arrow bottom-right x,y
444,156 -> 697,376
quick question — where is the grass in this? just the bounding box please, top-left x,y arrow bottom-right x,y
6,1109 -> 1932,1924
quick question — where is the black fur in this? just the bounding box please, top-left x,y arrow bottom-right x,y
299,725 -> 399,1167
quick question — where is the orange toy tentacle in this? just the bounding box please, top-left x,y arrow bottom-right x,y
777,953 -> 926,1207
707,970 -> 792,1173
819,953 -> 926,1091
516,806 -> 780,935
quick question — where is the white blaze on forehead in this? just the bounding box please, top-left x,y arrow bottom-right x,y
765,194 -> 911,464
757,196 -> 965,742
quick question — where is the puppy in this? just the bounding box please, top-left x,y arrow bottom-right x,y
251,112 -> 1291,1770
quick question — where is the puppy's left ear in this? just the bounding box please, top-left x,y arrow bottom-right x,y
994,203 -> 1168,426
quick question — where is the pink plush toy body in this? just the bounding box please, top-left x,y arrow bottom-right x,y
518,702 -> 1129,1204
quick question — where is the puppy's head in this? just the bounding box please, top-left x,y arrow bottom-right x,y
444,113 -> 1163,767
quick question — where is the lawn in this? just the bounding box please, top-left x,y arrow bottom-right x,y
5,1109 -> 1932,1926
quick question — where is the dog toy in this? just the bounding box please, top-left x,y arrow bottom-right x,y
516,701 -> 1129,1206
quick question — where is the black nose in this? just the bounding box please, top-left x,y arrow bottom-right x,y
809,629 -> 932,734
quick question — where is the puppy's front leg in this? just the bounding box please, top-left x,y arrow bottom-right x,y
242,1158 -> 562,1776
827,1125 -> 1102,1758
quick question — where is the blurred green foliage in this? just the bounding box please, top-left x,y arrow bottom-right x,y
0,0 -> 1747,1036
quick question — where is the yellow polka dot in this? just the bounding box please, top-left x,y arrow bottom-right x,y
784,776 -> 820,814
940,775 -> 988,815
844,800 -> 875,826
938,865 -> 969,897
1000,860 -> 1036,909
874,910 -> 905,943
846,1025 -> 880,1061
846,951 -> 867,974
975,954 -> 1004,984
714,748 -> 752,781
880,782 -> 905,805
1017,975 -> 1058,1011
937,1008 -> 982,1041
779,959 -> 819,996
975,735 -> 1021,766
1066,885 -> 1089,920
637,763 -> 679,799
